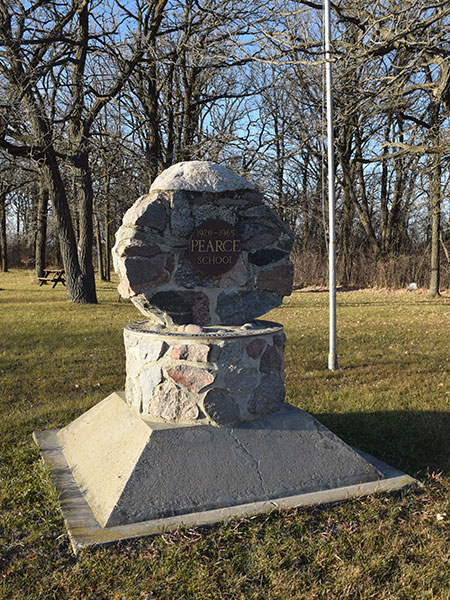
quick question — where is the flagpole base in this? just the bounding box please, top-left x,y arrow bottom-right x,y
328,353 -> 338,371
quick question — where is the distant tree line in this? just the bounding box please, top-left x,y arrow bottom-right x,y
1,0 -> 449,300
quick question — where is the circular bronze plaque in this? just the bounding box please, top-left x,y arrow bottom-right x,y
188,219 -> 241,276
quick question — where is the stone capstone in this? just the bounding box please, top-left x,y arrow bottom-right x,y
113,161 -> 294,326
150,161 -> 256,193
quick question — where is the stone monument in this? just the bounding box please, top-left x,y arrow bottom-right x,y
112,161 -> 293,426
33,161 -> 417,552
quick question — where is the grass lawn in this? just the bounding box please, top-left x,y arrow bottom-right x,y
1,270 -> 449,599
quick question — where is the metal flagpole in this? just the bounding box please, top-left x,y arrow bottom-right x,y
324,0 -> 338,370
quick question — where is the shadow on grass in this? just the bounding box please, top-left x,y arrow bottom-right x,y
315,410 -> 450,478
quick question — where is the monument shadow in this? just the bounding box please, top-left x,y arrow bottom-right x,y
314,409 -> 450,476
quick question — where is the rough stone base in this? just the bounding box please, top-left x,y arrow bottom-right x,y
34,393 -> 419,552
123,319 -> 286,424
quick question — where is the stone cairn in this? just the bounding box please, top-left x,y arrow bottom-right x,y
113,161 -> 294,426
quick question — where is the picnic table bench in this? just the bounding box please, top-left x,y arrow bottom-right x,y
38,269 -> 66,288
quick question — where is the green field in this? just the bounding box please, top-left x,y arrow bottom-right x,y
1,271 -> 449,599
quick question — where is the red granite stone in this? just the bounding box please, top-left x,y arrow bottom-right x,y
149,380 -> 199,422
260,345 -> 283,375
245,338 -> 266,359
166,365 -> 215,392
192,293 -> 210,326
171,344 -> 210,362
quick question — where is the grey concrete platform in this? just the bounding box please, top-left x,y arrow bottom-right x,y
33,393 -> 419,554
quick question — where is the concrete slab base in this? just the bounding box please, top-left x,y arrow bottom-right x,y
33,393 -> 419,554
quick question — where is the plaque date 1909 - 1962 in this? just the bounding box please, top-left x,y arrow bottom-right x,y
188,219 -> 241,276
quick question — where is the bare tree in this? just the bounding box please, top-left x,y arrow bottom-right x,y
0,0 -> 167,302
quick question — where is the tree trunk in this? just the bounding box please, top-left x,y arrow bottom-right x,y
146,49 -> 161,186
164,62 -> 176,168
43,153 -> 96,303
35,183 -> 48,278
355,129 -> 380,256
440,230 -> 450,265
301,155 -> 311,251
0,192 -> 7,272
339,184 -> 354,286
380,120 -> 390,255
73,152 -> 97,303
429,153 -> 441,297
95,212 -> 105,281
104,205 -> 111,282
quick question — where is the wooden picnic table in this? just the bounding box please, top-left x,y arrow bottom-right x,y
38,269 -> 66,288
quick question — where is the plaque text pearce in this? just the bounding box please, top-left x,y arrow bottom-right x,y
188,219 -> 240,276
